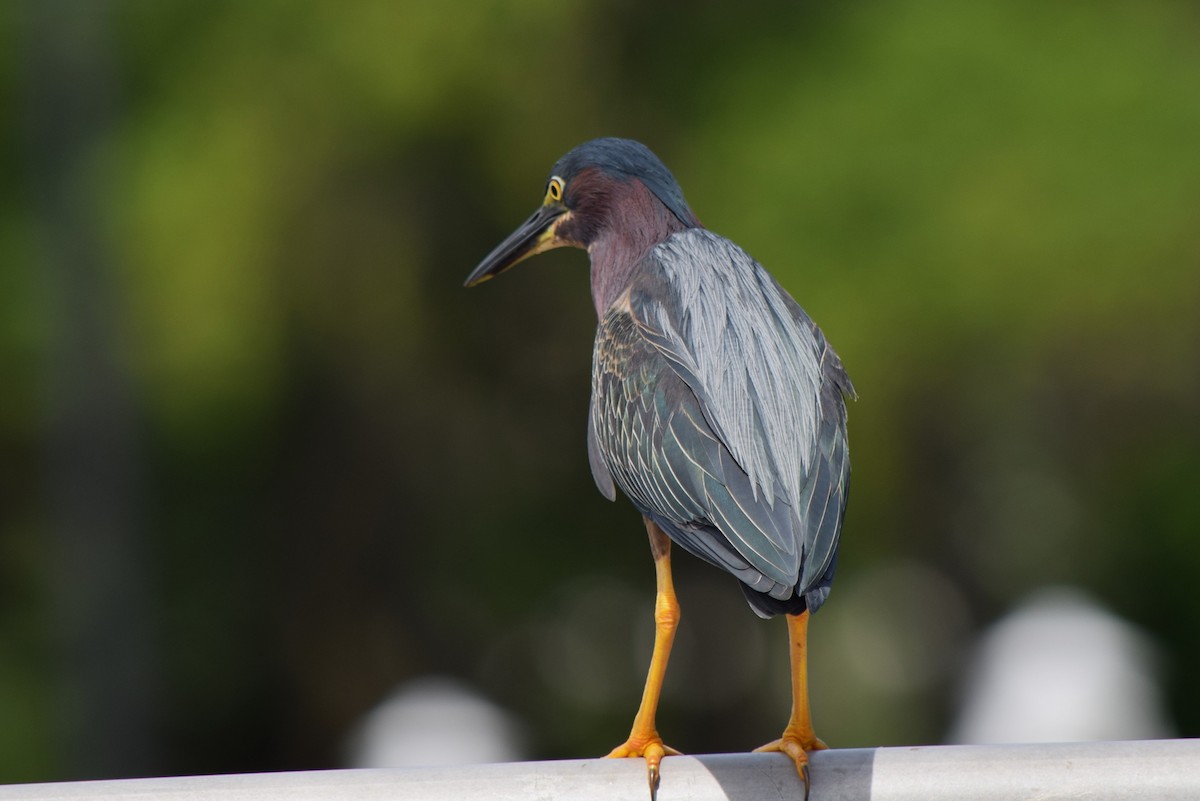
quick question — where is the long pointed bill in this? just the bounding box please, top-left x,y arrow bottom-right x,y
464,203 -> 570,287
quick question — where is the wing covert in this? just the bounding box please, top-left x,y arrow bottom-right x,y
588,228 -> 853,612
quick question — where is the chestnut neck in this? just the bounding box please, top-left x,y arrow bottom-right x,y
584,177 -> 694,317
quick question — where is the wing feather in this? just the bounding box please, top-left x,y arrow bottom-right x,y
589,229 -> 853,613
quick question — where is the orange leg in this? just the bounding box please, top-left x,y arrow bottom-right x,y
755,610 -> 827,789
605,517 -> 682,798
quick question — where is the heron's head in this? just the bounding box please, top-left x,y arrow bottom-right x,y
464,138 -> 700,287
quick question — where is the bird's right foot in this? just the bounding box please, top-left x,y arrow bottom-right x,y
755,732 -> 826,800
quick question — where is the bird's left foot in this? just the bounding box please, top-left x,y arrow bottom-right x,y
755,733 -> 827,798
606,735 -> 682,799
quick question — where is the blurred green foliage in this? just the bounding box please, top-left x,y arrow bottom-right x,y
2,0 -> 1199,784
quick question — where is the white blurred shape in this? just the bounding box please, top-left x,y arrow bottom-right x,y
950,587 -> 1173,744
346,676 -> 526,768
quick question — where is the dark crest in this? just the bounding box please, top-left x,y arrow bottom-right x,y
551,138 -> 698,228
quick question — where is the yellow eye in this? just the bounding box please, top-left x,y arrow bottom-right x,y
546,177 -> 564,203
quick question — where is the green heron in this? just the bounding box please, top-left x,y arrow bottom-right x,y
465,138 -> 854,796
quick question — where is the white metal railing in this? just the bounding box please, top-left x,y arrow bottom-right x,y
1,739 -> 1198,801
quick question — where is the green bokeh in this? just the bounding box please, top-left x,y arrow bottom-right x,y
2,0 -> 1198,783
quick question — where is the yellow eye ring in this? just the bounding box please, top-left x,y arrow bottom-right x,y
546,177 -> 564,203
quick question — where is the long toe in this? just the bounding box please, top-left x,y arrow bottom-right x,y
605,736 -> 682,800
754,734 -> 826,799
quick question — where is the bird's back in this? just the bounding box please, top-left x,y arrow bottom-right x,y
588,229 -> 853,616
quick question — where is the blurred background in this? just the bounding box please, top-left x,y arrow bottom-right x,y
2,0 -> 1199,785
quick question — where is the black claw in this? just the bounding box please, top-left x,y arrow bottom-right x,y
648,765 -> 660,801
801,763 -> 811,801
